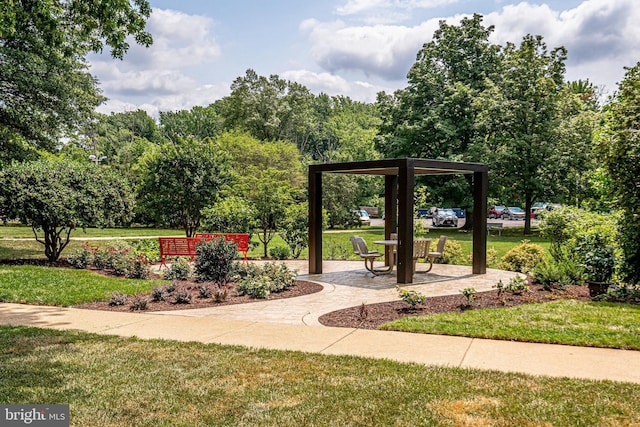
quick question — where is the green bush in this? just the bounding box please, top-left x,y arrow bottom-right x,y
500,240 -> 545,273
129,294 -> 149,311
237,277 -> 271,299
281,202 -> 310,259
269,245 -> 291,260
163,257 -> 192,280
532,253 -> 582,290
172,287 -> 192,304
195,237 -> 237,283
234,262 -> 297,298
125,255 -> 150,279
396,286 -> 426,308
68,243 -> 93,269
132,239 -> 160,263
494,276 -> 529,295
438,240 -> 465,265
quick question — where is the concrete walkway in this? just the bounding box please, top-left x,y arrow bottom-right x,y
2,261 -> 640,384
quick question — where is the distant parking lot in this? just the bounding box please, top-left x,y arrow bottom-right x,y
370,217 -> 539,229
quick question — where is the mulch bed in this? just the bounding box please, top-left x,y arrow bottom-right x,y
318,284 -> 594,330
75,279 -> 323,312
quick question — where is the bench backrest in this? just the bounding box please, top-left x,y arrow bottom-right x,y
158,237 -> 198,257
194,233 -> 250,252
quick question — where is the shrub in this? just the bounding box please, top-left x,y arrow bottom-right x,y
500,240 -> 545,273
195,237 -> 237,283
172,287 -> 192,304
109,292 -> 128,306
269,245 -> 291,260
151,286 -> 166,302
198,284 -> 212,299
129,294 -> 149,311
494,276 -> 529,296
237,277 -> 271,299
260,263 -> 296,292
163,257 -> 192,280
213,284 -> 229,302
164,282 -> 176,294
229,262 -> 261,280
125,255 -> 150,279
574,234 -> 616,283
396,286 -> 426,308
460,287 -> 477,304
532,253 -> 582,290
438,240 -> 465,265
132,239 -> 160,263
281,202 -> 309,259
601,283 -> 640,303
68,243 -> 93,269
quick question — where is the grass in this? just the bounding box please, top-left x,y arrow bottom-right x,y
380,299 -> 640,350
0,265 -> 166,306
0,224 -> 184,239
1,325 -> 639,426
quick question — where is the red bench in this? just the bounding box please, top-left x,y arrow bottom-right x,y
158,233 -> 250,269
195,233 -> 249,262
158,237 -> 199,269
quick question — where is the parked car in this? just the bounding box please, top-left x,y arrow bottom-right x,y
503,206 -> 526,220
488,205 -> 506,219
351,209 -> 371,226
432,208 -> 459,227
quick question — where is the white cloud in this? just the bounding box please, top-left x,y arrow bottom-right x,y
484,0 -> 640,93
90,8 -> 225,114
301,18 -> 441,80
282,69 -> 392,102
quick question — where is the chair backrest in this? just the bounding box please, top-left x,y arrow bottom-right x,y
413,238 -> 431,259
354,236 -> 371,255
350,236 -> 361,254
435,235 -> 447,254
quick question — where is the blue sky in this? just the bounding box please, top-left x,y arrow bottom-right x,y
89,0 -> 640,116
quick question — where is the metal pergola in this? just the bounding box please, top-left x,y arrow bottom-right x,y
308,158 -> 489,284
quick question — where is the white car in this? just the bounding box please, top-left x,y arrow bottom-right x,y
352,209 -> 371,226
503,206 -> 526,220
432,209 -> 459,227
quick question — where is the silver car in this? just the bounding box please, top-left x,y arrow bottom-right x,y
432,208 -> 459,227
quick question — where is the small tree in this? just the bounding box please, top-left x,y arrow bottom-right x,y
0,158 -> 134,260
137,137 -> 233,236
200,196 -> 257,237
281,202 -> 309,259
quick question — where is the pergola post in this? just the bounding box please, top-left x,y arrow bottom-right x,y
397,159 -> 414,284
472,170 -> 488,274
384,175 -> 398,266
308,168 -> 323,274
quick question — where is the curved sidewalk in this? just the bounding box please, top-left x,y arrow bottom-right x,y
2,301 -> 640,384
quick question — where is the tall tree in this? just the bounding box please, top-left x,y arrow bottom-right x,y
475,35 -> 567,234
160,105 -> 223,143
216,69 -> 315,145
376,14 -> 501,161
0,0 -> 152,154
595,62 -> 640,283
137,137 -> 233,237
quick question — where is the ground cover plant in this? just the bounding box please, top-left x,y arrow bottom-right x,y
1,325 -> 639,426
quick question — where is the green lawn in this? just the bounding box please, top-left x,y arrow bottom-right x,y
0,224 -> 184,239
1,325 -> 639,426
381,299 -> 640,350
0,265 -> 166,306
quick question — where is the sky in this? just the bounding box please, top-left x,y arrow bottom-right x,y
88,0 -> 640,117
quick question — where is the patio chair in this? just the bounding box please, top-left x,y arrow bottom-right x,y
423,235 -> 447,273
412,238 -> 432,274
350,236 -> 386,275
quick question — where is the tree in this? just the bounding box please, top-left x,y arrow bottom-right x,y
595,62 -> 640,283
376,14 -> 501,161
137,137 -> 233,237
475,35 -> 568,234
200,196 -> 258,242
1,0 -> 152,154
160,105 -> 223,143
215,69 -> 315,145
0,158 -> 134,261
